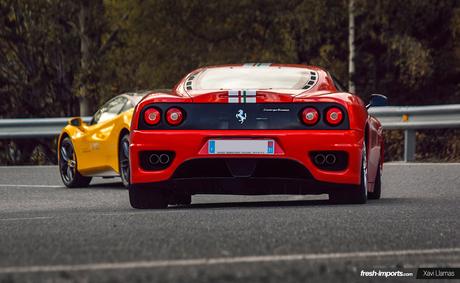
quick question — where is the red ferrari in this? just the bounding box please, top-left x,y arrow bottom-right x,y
128,64 -> 387,208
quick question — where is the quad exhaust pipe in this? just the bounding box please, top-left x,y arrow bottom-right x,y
149,153 -> 171,165
325,154 -> 336,165
314,154 -> 326,165
159,154 -> 170,164
313,153 -> 337,166
140,151 -> 175,171
149,154 -> 160,165
311,151 -> 347,171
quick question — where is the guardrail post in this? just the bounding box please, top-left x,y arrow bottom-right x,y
404,129 -> 416,162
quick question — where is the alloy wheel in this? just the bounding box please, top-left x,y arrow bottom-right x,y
60,141 -> 76,184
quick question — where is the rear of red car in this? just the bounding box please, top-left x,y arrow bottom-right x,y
128,64 -> 378,209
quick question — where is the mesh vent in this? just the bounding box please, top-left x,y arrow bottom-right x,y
185,75 -> 195,90
303,71 -> 319,90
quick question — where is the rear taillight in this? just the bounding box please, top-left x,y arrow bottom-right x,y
325,107 -> 343,126
166,107 -> 184,126
144,108 -> 161,125
301,107 -> 319,125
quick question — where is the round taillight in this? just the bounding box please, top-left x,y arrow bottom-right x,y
144,108 -> 161,125
301,107 -> 319,125
166,107 -> 184,126
325,107 -> 343,126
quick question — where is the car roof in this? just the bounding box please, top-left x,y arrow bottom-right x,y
184,64 -> 324,91
201,63 -> 325,71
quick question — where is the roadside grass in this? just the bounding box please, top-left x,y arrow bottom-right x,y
384,129 -> 460,162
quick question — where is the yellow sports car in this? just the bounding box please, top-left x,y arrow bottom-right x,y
58,91 -> 154,188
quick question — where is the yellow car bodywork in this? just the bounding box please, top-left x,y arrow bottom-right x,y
58,109 -> 133,177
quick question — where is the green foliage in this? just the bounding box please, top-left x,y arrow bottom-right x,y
354,0 -> 459,104
383,129 -> 460,162
102,0 -> 460,105
1,0 -> 459,117
0,0 -> 81,117
1,0 -> 460,164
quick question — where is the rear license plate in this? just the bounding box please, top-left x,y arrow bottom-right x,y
208,139 -> 275,155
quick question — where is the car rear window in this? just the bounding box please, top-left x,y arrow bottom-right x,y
190,67 -> 317,90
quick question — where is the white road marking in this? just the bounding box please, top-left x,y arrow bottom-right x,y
384,162 -> 460,166
0,184 -> 63,188
374,262 -> 460,269
0,212 -> 175,222
0,247 -> 458,274
0,165 -> 57,169
0,216 -> 54,222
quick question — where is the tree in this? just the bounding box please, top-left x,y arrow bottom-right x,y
0,0 -> 80,118
1,0 -> 460,165
354,0 -> 459,104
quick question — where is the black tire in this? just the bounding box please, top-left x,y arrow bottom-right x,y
119,133 -> 130,188
129,184 -> 168,209
329,143 -> 368,204
368,164 -> 382,199
169,194 -> 192,206
59,137 -> 92,188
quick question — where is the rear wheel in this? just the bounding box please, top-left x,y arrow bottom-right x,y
59,137 -> 92,188
119,133 -> 130,188
329,143 -> 368,204
129,184 -> 168,209
368,164 -> 382,199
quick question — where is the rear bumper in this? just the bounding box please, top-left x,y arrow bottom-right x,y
129,129 -> 364,188
131,177 -> 355,195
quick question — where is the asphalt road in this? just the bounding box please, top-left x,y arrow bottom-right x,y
0,164 -> 459,282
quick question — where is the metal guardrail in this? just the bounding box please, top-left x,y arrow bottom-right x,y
0,104 -> 459,161
369,104 -> 460,161
368,104 -> 460,129
0,117 -> 91,138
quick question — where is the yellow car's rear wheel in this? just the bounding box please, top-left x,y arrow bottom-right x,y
119,133 -> 130,188
59,137 -> 91,188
